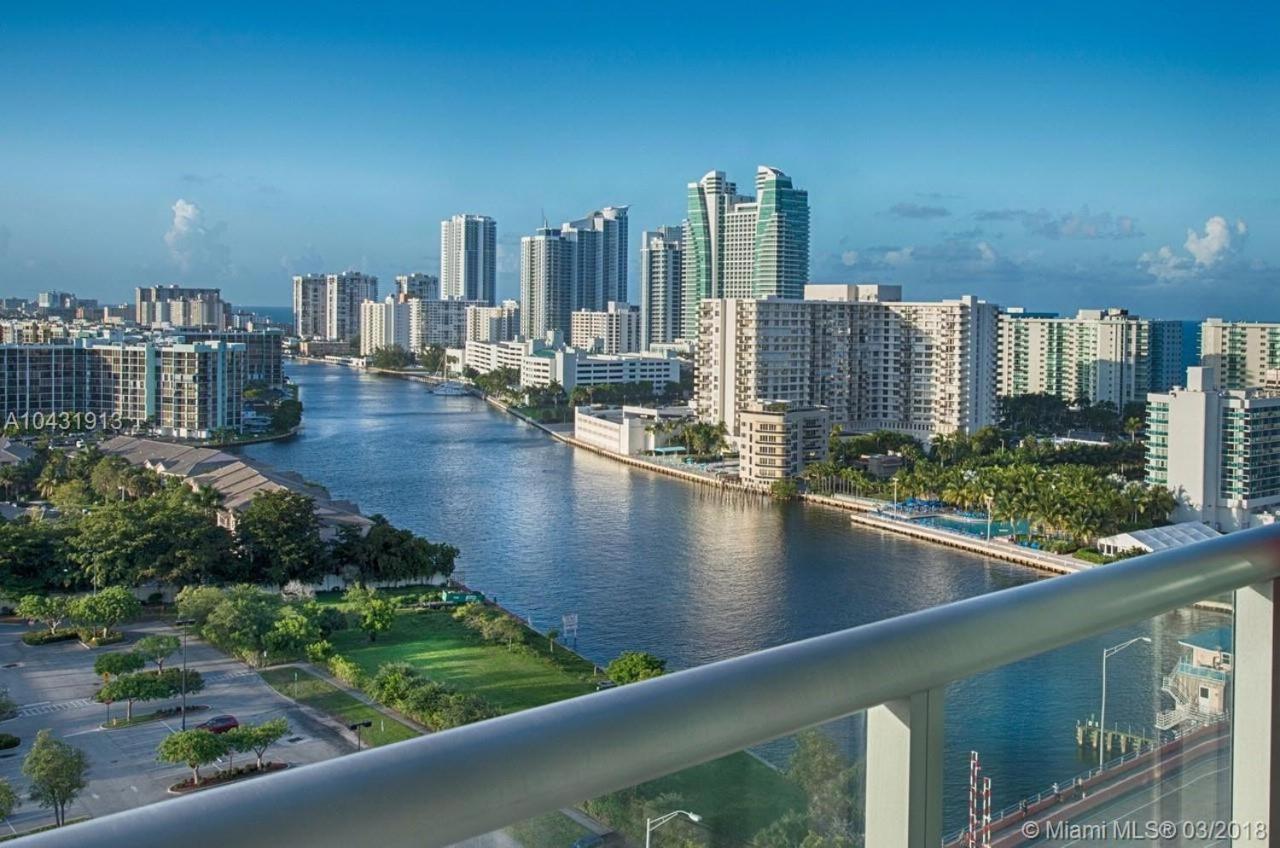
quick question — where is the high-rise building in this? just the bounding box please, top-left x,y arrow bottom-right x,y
325,273 -> 378,342
360,297 -> 411,356
640,227 -> 683,350
409,299 -> 484,350
136,286 -> 230,329
1146,366 -> 1280,531
560,206 -> 629,312
292,274 -> 328,339
1199,318 -> 1280,390
466,301 -> 521,344
520,227 -> 575,339
695,285 -> 998,442
175,329 -> 284,387
396,273 -> 440,301
441,214 -> 497,305
1149,320 -> 1186,393
996,308 -> 1153,408
570,302 -> 641,354
682,167 -> 809,338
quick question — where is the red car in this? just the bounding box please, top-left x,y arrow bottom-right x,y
195,715 -> 239,734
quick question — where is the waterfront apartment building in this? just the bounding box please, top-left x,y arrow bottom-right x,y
174,329 -> 284,388
682,166 -> 809,339
640,227 -> 683,351
1149,320 -> 1186,393
521,226 -> 575,338
738,403 -> 831,488
409,298 -> 484,350
396,273 -> 440,301
465,336 -> 680,394
441,214 -> 497,305
570,302 -> 641,354
326,273 -> 378,343
996,307 -> 1161,407
465,301 -> 521,344
1146,366 -> 1280,531
1199,318 -> 1280,390
360,297 -> 411,356
136,285 -> 230,329
0,339 -> 245,438
695,285 -> 998,442
292,274 -> 328,338
561,206 -> 629,312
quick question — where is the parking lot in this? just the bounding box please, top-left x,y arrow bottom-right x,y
0,618 -> 349,834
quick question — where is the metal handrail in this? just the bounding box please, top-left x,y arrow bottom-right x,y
24,524 -> 1280,848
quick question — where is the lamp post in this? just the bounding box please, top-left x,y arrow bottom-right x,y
645,810 -> 701,848
174,618 -> 194,730
348,720 -> 373,751
1099,636 -> 1152,768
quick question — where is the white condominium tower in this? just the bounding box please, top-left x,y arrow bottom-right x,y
520,227 -> 575,339
292,274 -> 328,339
325,272 -> 378,342
560,206 -> 629,312
682,166 -> 809,339
441,214 -> 497,305
570,302 -> 641,354
640,227 -> 682,351
695,285 -> 998,441
360,297 -> 411,356
466,301 -> 521,343
1200,318 -> 1280,390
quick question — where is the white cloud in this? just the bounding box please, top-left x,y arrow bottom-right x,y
1140,215 -> 1248,281
164,198 -> 231,277
840,250 -> 859,267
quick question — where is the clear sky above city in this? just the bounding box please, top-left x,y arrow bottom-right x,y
1,3 -> 1277,318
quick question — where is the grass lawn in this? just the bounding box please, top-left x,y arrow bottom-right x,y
259,666 -> 418,747
329,609 -> 599,713
637,752 -> 805,845
507,811 -> 592,848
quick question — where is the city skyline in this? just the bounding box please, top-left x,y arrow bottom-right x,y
2,5 -> 1278,319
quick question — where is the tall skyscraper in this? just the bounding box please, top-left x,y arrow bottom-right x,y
682,167 -> 809,338
441,214 -> 497,305
292,274 -> 328,339
520,227 -> 574,339
325,272 -> 378,342
560,206 -> 629,312
396,273 -> 440,301
640,227 -> 682,350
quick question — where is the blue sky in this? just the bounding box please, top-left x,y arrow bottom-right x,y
1,3 -> 1277,318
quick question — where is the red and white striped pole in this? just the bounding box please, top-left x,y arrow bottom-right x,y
981,775 -> 992,847
968,751 -> 979,848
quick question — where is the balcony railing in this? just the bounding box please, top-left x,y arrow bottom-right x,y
21,526 -> 1280,848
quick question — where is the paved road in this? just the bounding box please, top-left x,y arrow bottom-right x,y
0,619 -> 347,834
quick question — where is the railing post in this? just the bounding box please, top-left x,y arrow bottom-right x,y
866,687 -> 944,848
1232,578 -> 1277,846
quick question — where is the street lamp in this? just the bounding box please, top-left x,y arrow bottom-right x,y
348,720 -> 373,751
174,618 -> 195,730
645,810 -> 702,848
1099,636 -> 1152,768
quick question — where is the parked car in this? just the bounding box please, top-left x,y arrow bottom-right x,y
195,715 -> 239,734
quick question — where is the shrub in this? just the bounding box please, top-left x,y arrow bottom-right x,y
0,734 -> 19,750
1072,548 -> 1110,564
21,629 -> 80,646
366,661 -> 497,731
304,640 -> 333,662
313,606 -> 347,637
78,629 -> 124,647
326,654 -> 365,688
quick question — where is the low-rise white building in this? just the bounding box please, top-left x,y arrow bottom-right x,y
466,334 -> 681,394
573,404 -> 693,455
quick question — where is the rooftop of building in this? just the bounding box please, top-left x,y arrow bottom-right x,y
1179,626 -> 1233,653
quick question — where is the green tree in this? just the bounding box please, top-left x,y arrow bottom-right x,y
156,729 -> 227,786
419,345 -> 447,373
606,651 -> 666,684
22,730 -> 88,827
175,585 -> 226,627
244,717 -> 289,770
237,490 -> 327,585
133,634 -> 180,672
770,478 -> 800,501
369,345 -> 414,370
93,650 -> 145,682
200,585 -> 281,661
71,586 -> 141,639
16,594 -> 72,634
271,398 -> 304,433
264,605 -> 322,659
345,586 -> 396,642
0,778 -> 18,827
97,672 -> 170,722
49,479 -> 96,512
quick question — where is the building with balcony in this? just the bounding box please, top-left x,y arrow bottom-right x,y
396,272 -> 440,301
359,297 -> 411,356
465,301 -> 521,344
570,302 -> 641,354
1146,365 -> 1280,531
640,226 -> 683,350
136,285 -> 230,329
695,285 -> 997,443
441,214 -> 497,305
1200,317 -> 1280,390
738,402 -> 830,488
466,335 -> 680,394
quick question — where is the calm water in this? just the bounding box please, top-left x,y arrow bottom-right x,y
244,363 -> 1227,830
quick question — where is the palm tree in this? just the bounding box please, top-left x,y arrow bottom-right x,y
1124,417 -> 1143,443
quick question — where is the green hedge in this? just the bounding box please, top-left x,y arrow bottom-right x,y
326,654 -> 366,688
21,629 -> 80,645
0,733 -> 19,750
